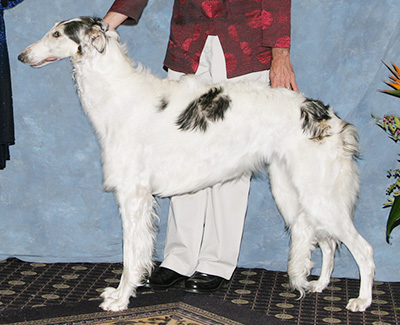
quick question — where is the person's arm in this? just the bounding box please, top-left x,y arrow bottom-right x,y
270,48 -> 298,92
104,0 -> 149,29
261,0 -> 298,92
104,11 -> 128,30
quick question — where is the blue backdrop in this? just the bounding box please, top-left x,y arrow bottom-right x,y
1,0 -> 400,282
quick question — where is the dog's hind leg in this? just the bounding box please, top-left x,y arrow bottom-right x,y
100,186 -> 156,312
268,157 -> 300,231
268,158 -> 315,296
287,216 -> 316,297
292,163 -> 374,311
337,223 -> 375,312
308,238 -> 336,293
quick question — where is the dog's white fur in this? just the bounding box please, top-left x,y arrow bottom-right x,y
19,17 -> 375,312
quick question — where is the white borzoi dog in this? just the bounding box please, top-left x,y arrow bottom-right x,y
19,17 -> 375,312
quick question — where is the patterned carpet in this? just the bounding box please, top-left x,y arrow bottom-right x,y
0,258 -> 399,324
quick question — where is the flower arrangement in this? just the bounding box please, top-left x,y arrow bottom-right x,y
373,62 -> 400,243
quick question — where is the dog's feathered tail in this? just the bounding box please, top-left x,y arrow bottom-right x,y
337,121 -> 361,218
340,122 -> 360,161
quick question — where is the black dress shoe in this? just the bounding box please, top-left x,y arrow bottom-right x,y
144,267 -> 188,290
184,272 -> 226,293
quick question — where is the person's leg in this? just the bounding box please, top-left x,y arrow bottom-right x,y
145,188 -> 209,289
161,35 -> 216,275
161,189 -> 209,276
184,37 -> 270,292
149,36 -> 270,291
193,37 -> 270,280
195,176 -> 250,280
147,37 -> 216,288
183,175 -> 251,293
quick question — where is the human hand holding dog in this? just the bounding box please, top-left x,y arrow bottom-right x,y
103,11 -> 128,30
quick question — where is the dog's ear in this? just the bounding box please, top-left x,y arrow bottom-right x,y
89,27 -> 106,53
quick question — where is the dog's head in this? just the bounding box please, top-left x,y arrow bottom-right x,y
18,16 -> 111,67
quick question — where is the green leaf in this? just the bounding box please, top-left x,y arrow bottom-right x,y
388,123 -> 396,134
386,195 -> 400,243
381,89 -> 400,98
395,116 -> 400,127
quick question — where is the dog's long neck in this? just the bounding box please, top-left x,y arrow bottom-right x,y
71,35 -> 161,143
71,36 -> 141,95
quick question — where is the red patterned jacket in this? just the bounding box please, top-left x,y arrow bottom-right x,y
108,0 -> 291,78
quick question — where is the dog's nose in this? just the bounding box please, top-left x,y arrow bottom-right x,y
18,52 -> 26,63
18,50 -> 31,63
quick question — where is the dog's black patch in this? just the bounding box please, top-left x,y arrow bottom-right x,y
62,17 -> 105,45
300,98 -> 332,140
177,87 -> 231,132
158,98 -> 169,111
63,21 -> 85,45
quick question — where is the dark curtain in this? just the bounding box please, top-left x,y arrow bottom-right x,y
0,0 -> 24,169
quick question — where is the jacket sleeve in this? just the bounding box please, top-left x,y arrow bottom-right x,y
1,0 -> 24,10
261,0 -> 291,48
108,0 -> 149,25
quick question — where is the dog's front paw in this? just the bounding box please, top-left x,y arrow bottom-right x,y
100,287 -> 128,311
346,297 -> 371,312
101,287 -> 120,300
100,297 -> 129,312
99,286 -> 138,312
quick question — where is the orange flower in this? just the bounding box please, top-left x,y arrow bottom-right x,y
381,61 -> 400,97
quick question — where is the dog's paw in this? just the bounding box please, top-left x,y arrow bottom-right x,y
307,280 -> 328,293
101,287 -> 119,300
346,297 -> 371,312
100,297 -> 129,312
99,286 -> 138,312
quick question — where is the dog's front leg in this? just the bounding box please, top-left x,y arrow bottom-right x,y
100,186 -> 156,312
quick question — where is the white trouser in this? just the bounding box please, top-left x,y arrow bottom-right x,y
162,36 -> 270,280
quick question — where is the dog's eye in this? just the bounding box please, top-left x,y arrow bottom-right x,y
52,31 -> 61,38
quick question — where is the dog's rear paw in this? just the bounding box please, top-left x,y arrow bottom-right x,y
100,298 -> 129,312
346,297 -> 371,312
307,280 -> 329,293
